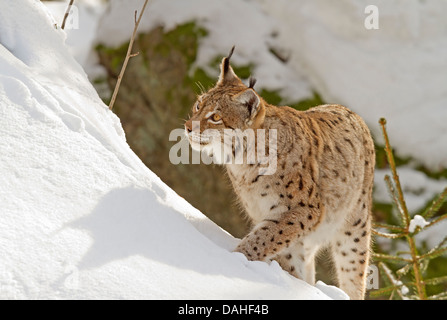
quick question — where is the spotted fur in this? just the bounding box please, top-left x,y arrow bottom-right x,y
185,48 -> 375,300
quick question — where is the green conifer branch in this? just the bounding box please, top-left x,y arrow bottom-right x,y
425,212 -> 447,229
372,252 -> 412,263
420,187 -> 447,220
379,118 -> 411,227
428,292 -> 447,300
396,264 -> 412,276
373,222 -> 406,232
378,119 -> 427,299
406,235 -> 427,299
383,175 -> 406,226
373,119 -> 447,300
419,245 -> 447,261
369,285 -> 401,298
424,275 -> 447,286
371,228 -> 405,239
377,262 -> 408,300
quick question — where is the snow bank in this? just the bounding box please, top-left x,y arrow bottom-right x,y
0,0 -> 342,299
42,1 -> 104,68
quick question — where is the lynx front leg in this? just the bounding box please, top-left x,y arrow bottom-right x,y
234,208 -> 321,262
275,243 -> 320,284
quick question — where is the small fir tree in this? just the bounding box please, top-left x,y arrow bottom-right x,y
371,118 -> 447,300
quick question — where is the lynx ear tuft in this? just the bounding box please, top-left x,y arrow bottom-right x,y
222,45 -> 235,75
248,76 -> 257,89
218,46 -> 242,86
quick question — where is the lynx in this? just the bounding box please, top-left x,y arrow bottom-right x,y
184,47 -> 375,300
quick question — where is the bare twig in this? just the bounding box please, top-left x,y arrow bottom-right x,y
61,0 -> 75,30
109,0 -> 149,110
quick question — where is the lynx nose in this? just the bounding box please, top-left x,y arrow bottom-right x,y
185,120 -> 200,133
185,120 -> 192,133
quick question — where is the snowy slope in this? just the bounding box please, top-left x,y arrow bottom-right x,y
0,0 -> 345,299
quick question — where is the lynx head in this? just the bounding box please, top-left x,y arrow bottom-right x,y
185,46 -> 266,156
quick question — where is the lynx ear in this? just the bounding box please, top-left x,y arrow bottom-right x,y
236,88 -> 260,117
218,46 -> 242,85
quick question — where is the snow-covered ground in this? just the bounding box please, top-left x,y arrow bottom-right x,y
0,0 -> 347,299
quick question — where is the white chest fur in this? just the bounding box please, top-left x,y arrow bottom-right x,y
226,164 -> 283,224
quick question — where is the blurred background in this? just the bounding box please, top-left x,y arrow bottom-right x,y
44,0 -> 447,298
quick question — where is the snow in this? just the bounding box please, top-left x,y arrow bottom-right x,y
315,281 -> 350,300
46,0 -> 447,171
0,0 -> 345,300
88,0 -> 312,102
257,0 -> 447,169
408,215 -> 429,233
379,263 -> 409,299
42,0 -> 447,171
43,1 -> 104,68
86,0 -> 447,169
8,0 -> 444,299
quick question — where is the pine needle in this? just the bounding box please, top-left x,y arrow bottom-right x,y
421,187 -> 447,220
383,175 -> 407,226
419,244 -> 447,260
371,228 -> 405,239
373,222 -> 406,232
372,253 -> 412,263
424,275 -> 447,286
428,292 -> 447,300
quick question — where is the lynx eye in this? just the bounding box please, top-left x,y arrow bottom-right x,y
194,102 -> 200,112
208,113 -> 222,124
